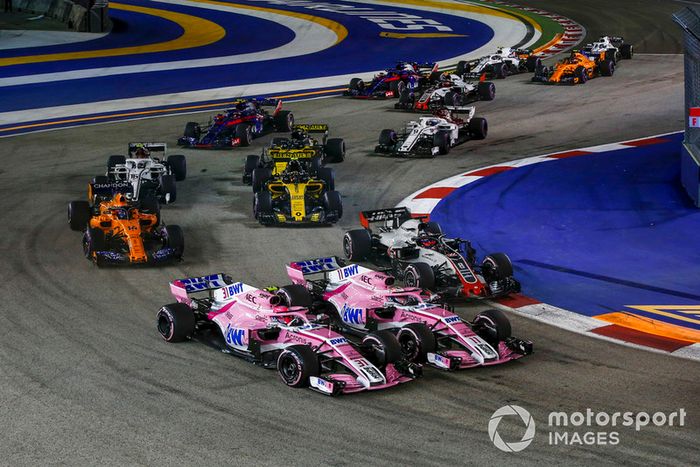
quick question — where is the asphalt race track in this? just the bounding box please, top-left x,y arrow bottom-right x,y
0,1 -> 698,465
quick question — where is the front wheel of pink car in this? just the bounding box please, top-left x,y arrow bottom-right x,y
397,323 -> 437,363
277,345 -> 320,388
362,331 -> 402,368
473,309 -> 512,348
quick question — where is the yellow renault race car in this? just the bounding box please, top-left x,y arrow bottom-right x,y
250,148 -> 342,225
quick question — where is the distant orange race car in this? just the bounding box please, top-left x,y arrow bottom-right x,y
532,51 -> 615,84
68,191 -> 184,266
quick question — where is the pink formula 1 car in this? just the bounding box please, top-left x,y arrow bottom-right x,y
284,258 -> 532,370
156,273 -> 420,395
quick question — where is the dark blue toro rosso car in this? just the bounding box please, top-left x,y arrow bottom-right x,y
177,98 -> 294,149
343,61 -> 439,99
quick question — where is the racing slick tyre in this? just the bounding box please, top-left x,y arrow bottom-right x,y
343,229 -> 372,261
378,129 -> 397,146
456,60 -> 469,75
309,156 -> 322,175
277,345 -> 320,388
277,284 -> 312,308
473,308 -> 511,348
252,168 -> 272,193
323,190 -> 343,221
254,191 -> 273,220
107,155 -> 125,172
429,71 -> 441,83
620,43 -> 633,59
235,124 -> 253,147
575,66 -> 588,84
525,56 -> 541,72
83,227 -> 106,261
468,117 -> 488,140
162,225 -> 185,258
68,200 -> 91,231
167,155 -> 187,181
271,137 -> 288,147
433,131 -> 450,156
140,195 -> 161,224
184,122 -> 201,139
420,221 -> 442,235
317,167 -> 335,191
349,77 -> 364,90
390,80 -> 406,98
403,262 -> 435,290
397,323 -> 437,363
397,88 -> 413,108
444,91 -> 459,107
324,138 -> 345,163
159,174 -> 177,204
274,110 -> 294,132
362,330 -> 402,368
481,253 -> 514,282
477,81 -> 496,101
493,62 -> 507,79
243,155 -> 260,184
599,59 -> 615,77
157,303 -> 195,343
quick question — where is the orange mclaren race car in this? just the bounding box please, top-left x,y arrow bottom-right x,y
68,190 -> 184,266
532,51 -> 615,84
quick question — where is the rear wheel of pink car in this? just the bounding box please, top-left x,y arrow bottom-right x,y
473,309 -> 511,348
277,345 -> 319,388
157,303 -> 195,342
397,323 -> 437,363
277,284 -> 313,308
362,331 -> 401,368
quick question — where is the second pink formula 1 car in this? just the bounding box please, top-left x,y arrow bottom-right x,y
156,273 -> 420,395
284,258 -> 533,370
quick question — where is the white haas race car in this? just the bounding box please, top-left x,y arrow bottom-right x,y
458,47 -> 541,79
394,72 -> 495,111
580,36 -> 633,62
98,143 -> 186,205
375,106 -> 487,158
343,207 -> 521,299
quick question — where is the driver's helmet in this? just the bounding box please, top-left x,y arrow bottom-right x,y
426,118 -> 440,126
375,71 -> 387,79
234,101 -> 247,111
404,63 -> 416,72
214,113 -> 225,123
416,236 -> 438,249
285,159 -> 304,175
133,145 -> 150,158
291,129 -> 307,141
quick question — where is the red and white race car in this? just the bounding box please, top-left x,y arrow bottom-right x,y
394,72 -> 495,111
284,257 -> 533,370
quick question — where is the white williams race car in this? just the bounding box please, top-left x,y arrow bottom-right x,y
580,36 -> 633,62
343,207 -> 521,300
395,73 -> 495,111
375,106 -> 486,157
99,143 -> 186,205
458,47 -> 541,79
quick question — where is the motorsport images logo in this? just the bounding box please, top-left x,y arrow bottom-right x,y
488,405 -> 536,452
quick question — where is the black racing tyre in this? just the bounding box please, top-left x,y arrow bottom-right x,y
525,55 -> 541,72
277,284 -> 313,308
604,50 -> 617,64
167,154 -> 187,181
68,200 -> 91,231
277,345 -> 320,388
157,303 -> 195,343
378,129 -> 397,146
254,191 -> 273,218
433,131 -> 450,156
317,167 -> 335,191
83,227 -> 105,259
235,124 -> 253,147
107,155 -> 125,171
420,221 -> 442,235
456,60 -> 469,75
397,323 -> 437,363
323,190 -> 343,220
271,137 -> 288,147
444,91 -> 456,107
481,252 -> 514,282
92,175 -> 109,184
324,138 -> 345,163
575,65 -> 587,84
620,43 -> 633,59
184,122 -> 200,139
474,308 -> 512,347
140,195 -> 161,224
599,59 -> 614,77
309,156 -> 322,174
362,330 -> 402,368
252,167 -> 272,193
429,71 -> 441,83
343,229 -> 372,261
349,77 -> 364,90
163,224 -> 184,258
477,81 -> 495,101
403,262 -> 435,290
493,62 -> 507,79
243,155 -> 260,184
468,117 -> 488,140
159,174 -> 177,204
274,110 -> 294,132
